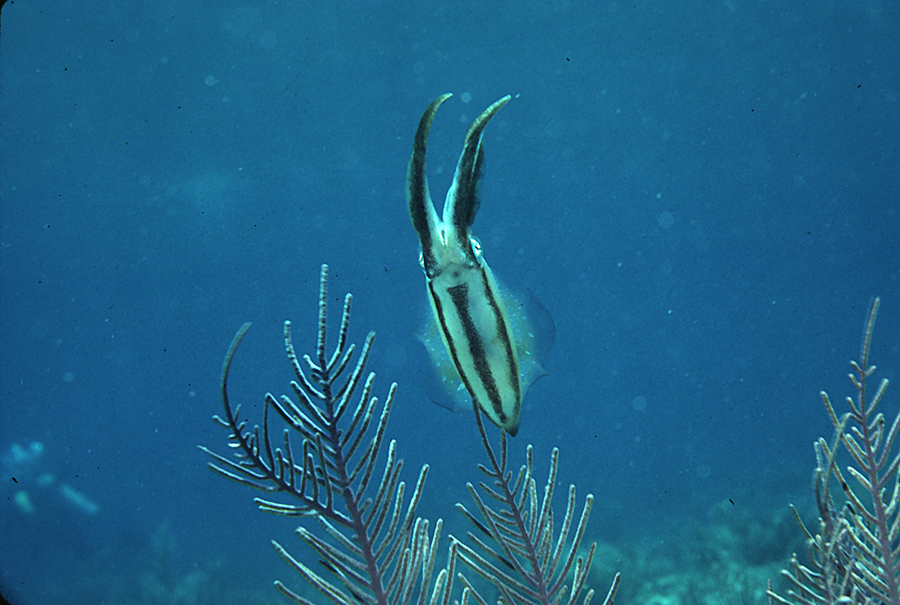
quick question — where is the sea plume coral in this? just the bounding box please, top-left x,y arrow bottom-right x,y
769,297 -> 898,605
201,265 -> 620,605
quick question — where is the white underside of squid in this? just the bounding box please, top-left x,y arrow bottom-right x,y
407,94 -> 522,435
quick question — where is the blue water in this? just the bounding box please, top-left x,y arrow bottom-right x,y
1,1 -> 898,603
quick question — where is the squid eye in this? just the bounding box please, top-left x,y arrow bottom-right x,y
420,251 -> 440,279
470,237 -> 482,259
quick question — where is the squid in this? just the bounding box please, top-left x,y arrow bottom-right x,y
407,94 -> 525,435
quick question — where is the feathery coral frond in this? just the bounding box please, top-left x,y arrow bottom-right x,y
454,408 -> 620,605
202,263 -> 621,605
769,297 -> 898,605
200,265 -> 451,605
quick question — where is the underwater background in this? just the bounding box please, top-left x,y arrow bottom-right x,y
1,1 -> 898,603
